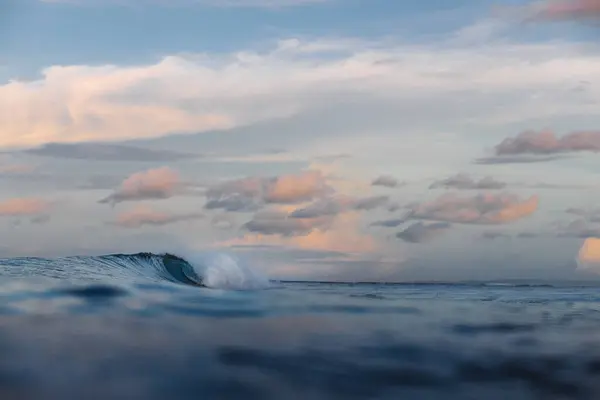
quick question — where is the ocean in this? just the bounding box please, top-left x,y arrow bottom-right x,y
1,252 -> 600,399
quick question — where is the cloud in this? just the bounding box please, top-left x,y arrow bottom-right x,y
531,0 -> 600,21
495,130 -> 600,155
205,170 -> 331,211
480,231 -> 512,240
210,214 -> 235,230
288,198 -> 346,219
476,130 -> 600,164
4,36 -> 600,149
219,174 -> 385,255
387,203 -> 402,213
112,206 -> 203,228
229,244 -> 349,261
517,232 -> 538,238
0,198 -> 49,217
352,195 -> 390,210
205,177 -> 269,212
566,207 -> 591,216
243,210 -> 333,236
578,237 -> 600,274
25,142 -> 198,162
372,175 -> 400,188
557,219 -> 600,238
0,164 -> 37,175
407,192 -> 539,225
566,207 -> 600,222
225,210 -> 379,255
288,195 -> 390,219
429,173 -> 506,190
370,218 -> 405,228
0,197 -> 51,224
480,230 -> 538,240
265,170 -> 331,203
99,167 -> 182,205
313,153 -> 352,163
526,182 -> 589,190
475,155 -> 564,164
204,195 -> 261,213
396,222 -> 451,243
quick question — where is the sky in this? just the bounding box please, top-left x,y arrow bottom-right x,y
2,0 -> 600,281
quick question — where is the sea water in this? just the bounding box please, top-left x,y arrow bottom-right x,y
1,252 -> 600,399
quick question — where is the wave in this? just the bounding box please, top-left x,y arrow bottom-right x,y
0,251 -> 270,291
175,251 -> 271,290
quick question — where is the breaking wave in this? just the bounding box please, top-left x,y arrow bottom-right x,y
0,251 -> 270,291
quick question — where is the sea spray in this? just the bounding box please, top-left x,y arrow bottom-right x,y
176,251 -> 271,290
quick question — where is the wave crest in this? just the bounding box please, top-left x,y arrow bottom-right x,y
178,252 -> 270,290
6,251 -> 271,291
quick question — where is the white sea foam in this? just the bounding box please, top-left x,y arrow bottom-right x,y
179,251 -> 271,290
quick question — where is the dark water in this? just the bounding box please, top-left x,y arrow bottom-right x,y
2,253 -> 600,399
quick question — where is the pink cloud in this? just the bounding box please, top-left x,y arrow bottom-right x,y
408,192 -> 539,225
264,171 -> 330,203
536,0 -> 600,20
578,237 -> 600,273
100,167 -> 182,205
223,210 -> 378,255
494,130 -> 600,155
0,198 -> 49,217
205,170 -> 332,211
289,212 -> 378,254
0,164 -> 37,174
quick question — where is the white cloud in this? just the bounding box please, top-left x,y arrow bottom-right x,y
2,35 -> 600,148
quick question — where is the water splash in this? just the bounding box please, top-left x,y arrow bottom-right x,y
178,251 -> 270,290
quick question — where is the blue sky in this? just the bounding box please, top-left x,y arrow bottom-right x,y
2,0 -> 592,79
2,0 -> 600,281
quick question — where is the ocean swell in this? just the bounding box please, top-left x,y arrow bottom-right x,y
0,251 -> 270,291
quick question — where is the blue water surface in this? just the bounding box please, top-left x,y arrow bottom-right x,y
1,253 -> 600,399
